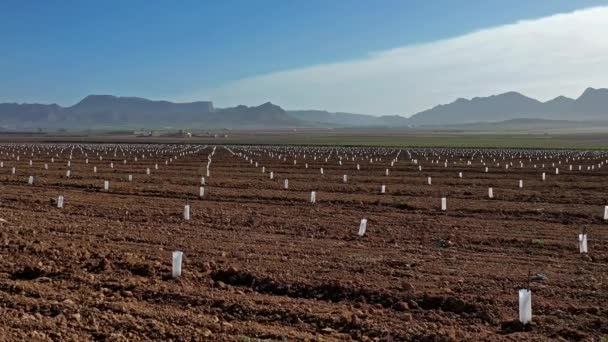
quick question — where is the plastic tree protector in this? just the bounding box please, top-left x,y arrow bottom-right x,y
519,289 -> 532,324
183,205 -> 191,220
358,219 -> 367,236
578,234 -> 588,253
172,251 -> 183,278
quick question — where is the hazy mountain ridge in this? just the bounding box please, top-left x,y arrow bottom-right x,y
1,87 -> 607,129
0,95 -> 402,129
408,87 -> 608,126
213,102 -> 302,127
0,95 -> 300,129
287,110 -> 409,127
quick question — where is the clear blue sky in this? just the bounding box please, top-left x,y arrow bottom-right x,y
1,0 -> 606,107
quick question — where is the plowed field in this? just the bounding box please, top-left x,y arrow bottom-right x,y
0,144 -> 606,341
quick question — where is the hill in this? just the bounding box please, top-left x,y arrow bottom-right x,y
408,87 -> 608,126
287,110 -> 409,127
0,96 -> 300,129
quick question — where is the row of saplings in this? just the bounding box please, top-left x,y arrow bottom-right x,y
48,190 -> 601,329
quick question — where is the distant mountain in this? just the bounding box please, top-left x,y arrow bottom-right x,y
212,102 -> 302,127
287,110 -> 409,127
408,87 -> 608,126
574,87 -> 608,117
2,87 -> 608,130
373,115 -> 411,127
68,95 -> 215,124
408,91 -> 543,125
0,95 -> 300,129
0,103 -> 64,124
439,118 -> 606,130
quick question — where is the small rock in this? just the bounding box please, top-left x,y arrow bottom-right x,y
349,313 -> 359,327
62,299 -> 75,306
21,313 -> 36,320
201,328 -> 212,337
434,240 -> 449,248
401,282 -> 415,292
393,302 -> 409,312
34,277 -> 52,283
530,273 -> 548,282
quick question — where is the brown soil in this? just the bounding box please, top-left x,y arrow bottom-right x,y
0,144 -> 606,341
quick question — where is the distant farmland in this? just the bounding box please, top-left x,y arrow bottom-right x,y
2,130 -> 608,149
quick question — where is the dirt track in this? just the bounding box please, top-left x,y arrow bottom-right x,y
0,144 -> 606,341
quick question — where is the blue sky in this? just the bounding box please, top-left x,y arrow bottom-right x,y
1,0 -> 607,115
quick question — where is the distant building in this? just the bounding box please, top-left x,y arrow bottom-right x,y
151,131 -> 168,137
133,130 -> 152,137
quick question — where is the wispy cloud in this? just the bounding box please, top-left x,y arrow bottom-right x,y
189,6 -> 608,116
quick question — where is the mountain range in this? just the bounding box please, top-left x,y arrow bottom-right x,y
0,87 -> 607,129
0,95 -> 300,129
287,110 -> 409,127
408,87 -> 608,125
